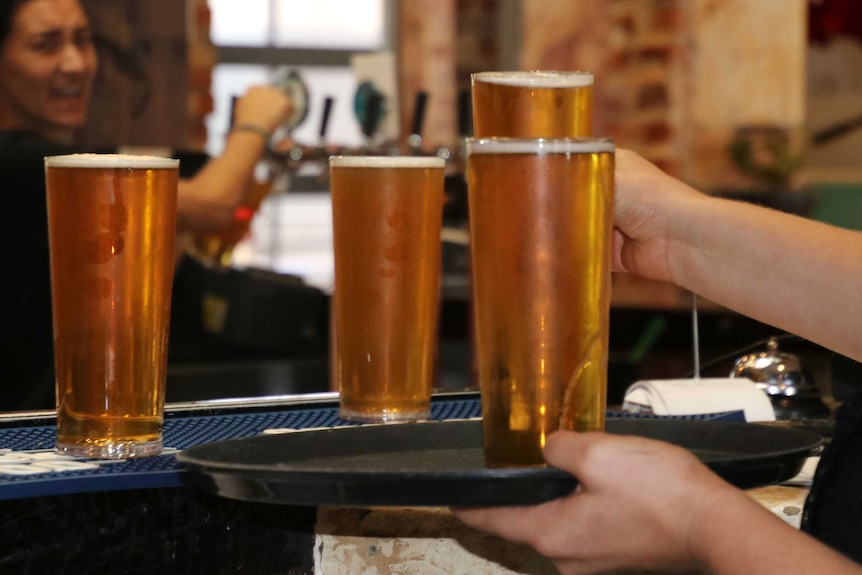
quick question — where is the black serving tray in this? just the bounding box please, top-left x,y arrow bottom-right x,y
176,418 -> 823,507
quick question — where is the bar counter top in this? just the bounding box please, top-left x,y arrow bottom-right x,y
0,394 -> 819,574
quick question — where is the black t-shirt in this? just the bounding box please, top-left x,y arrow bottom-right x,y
0,130 -> 75,410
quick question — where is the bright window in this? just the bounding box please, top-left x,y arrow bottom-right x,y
206,0 -> 388,156
210,0 -> 270,46
272,1 -> 385,50
211,0 -> 385,49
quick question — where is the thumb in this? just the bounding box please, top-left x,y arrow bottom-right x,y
543,430 -> 667,485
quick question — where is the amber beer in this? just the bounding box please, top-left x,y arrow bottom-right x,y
471,71 -> 594,138
45,154 -> 179,459
330,156 -> 445,422
466,138 -> 614,467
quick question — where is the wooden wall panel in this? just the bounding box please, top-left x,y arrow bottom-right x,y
78,0 -> 189,150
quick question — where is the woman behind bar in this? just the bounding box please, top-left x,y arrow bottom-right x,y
0,0 -> 292,409
454,149 -> 862,574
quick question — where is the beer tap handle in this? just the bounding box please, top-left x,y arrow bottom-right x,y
275,68 -> 310,133
411,91 -> 428,137
353,81 -> 387,151
408,91 -> 429,153
319,96 -> 334,143
361,91 -> 383,141
228,95 -> 239,129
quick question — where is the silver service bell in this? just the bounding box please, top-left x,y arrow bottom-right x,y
730,337 -> 815,398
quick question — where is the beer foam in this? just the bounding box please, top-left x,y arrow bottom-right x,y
473,71 -> 594,88
329,156 -> 445,169
466,138 -> 614,155
44,153 -> 179,169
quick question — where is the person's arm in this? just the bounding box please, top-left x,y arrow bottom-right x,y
175,85 -> 293,233
614,149 -> 862,362
453,431 -> 862,575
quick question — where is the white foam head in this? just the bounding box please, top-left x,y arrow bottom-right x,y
329,156 -> 445,169
465,137 -> 614,155
472,70 -> 594,88
44,153 -> 179,169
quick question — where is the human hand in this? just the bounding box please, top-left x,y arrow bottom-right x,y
612,149 -> 705,284
452,431 -> 738,574
232,85 -> 295,136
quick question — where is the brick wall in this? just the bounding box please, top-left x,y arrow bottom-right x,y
521,0 -> 806,188
460,0 -> 807,189
599,0 -> 687,176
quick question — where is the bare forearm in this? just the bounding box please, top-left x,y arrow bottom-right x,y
692,489 -> 862,575
669,194 -> 862,361
176,130 -> 266,232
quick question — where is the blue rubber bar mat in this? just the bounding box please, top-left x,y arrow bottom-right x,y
0,397 -> 480,501
0,396 -> 743,501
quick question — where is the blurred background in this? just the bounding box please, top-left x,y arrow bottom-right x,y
71,0 -> 862,411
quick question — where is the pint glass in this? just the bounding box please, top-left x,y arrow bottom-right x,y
471,71 -> 594,138
466,138 -> 614,467
45,154 -> 179,459
330,156 -> 445,422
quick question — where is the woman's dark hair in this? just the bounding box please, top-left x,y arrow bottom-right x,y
0,0 -> 30,49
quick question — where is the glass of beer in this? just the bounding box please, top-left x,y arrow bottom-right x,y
45,154 -> 179,459
471,70 -> 594,138
465,138 -> 614,467
330,155 -> 445,422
